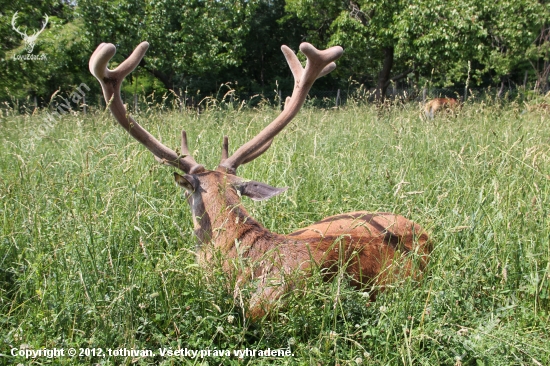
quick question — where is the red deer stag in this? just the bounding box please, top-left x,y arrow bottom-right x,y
89,42 -> 431,319
424,97 -> 459,119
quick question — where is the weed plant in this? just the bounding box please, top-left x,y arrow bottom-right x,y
0,99 -> 549,365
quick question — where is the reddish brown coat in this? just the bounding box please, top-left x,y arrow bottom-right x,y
425,98 -> 459,119
178,171 -> 430,319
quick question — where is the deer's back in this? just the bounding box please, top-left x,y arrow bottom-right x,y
285,212 -> 430,287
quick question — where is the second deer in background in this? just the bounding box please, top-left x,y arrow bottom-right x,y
425,97 -> 459,119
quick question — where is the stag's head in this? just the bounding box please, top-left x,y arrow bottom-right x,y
11,12 -> 49,54
89,41 -> 342,243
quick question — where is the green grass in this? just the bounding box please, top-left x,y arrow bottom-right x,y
1,100 -> 549,365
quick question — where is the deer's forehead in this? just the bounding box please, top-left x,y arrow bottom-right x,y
194,171 -> 241,186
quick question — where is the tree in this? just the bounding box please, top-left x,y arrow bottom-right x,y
80,0 -> 259,94
286,0 -> 550,100
530,27 -> 550,92
0,1 -> 87,101
286,0 -> 415,101
237,0 -> 306,92
395,0 -> 548,93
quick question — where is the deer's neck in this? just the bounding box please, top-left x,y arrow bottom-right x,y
190,191 -> 282,263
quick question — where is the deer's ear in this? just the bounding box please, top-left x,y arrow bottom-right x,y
236,180 -> 288,201
174,172 -> 198,192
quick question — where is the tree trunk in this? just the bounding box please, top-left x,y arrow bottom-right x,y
375,46 -> 394,102
147,68 -> 174,92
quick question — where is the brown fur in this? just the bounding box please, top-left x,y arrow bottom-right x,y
524,102 -> 550,113
178,171 -> 431,319
424,98 -> 459,119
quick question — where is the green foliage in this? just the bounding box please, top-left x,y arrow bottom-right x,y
2,0 -> 550,103
0,2 -> 91,101
394,0 -> 548,86
1,101 -> 549,364
80,0 -> 259,93
286,0 -> 550,89
235,0 -> 307,92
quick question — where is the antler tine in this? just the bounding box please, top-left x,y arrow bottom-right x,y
220,135 -> 272,165
221,136 -> 229,162
181,130 -> 191,156
217,43 -> 343,175
89,42 -> 204,174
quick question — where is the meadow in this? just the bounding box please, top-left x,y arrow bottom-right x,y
1,98 -> 549,365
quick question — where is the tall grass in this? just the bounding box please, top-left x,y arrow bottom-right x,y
1,100 -> 549,365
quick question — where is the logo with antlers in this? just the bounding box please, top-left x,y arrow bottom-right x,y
11,11 -> 49,54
